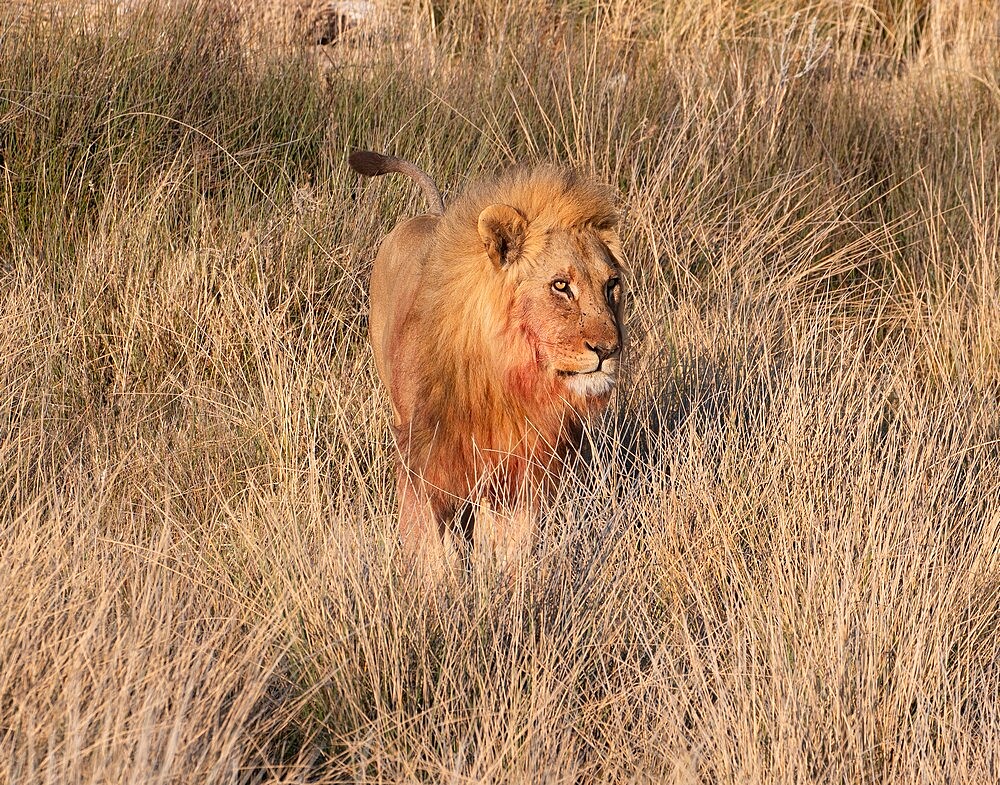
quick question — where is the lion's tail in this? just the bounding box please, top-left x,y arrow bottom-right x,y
348,150 -> 445,216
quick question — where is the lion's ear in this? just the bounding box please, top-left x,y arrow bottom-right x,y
478,204 -> 527,268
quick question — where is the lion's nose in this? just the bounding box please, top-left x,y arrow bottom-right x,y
586,341 -> 620,362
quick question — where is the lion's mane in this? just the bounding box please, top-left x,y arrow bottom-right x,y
400,167 -> 622,520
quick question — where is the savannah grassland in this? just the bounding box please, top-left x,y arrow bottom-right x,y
2,0 -> 1000,782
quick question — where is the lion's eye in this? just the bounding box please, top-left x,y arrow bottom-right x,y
605,277 -> 620,305
552,279 -> 572,297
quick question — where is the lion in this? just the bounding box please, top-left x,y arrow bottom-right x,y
349,150 -> 625,578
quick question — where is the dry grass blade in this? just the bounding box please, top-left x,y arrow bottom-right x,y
2,0 -> 1000,782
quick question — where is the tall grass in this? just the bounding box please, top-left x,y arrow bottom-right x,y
2,0 -> 999,781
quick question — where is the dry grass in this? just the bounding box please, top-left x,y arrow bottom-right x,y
2,0 -> 1000,781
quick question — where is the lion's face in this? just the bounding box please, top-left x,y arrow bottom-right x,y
505,226 -> 624,403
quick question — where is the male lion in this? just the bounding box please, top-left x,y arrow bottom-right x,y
350,150 -> 624,578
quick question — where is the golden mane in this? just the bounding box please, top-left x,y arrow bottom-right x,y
405,167 -> 621,510
433,166 -> 619,265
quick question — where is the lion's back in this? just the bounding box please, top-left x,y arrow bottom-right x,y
369,214 -> 439,428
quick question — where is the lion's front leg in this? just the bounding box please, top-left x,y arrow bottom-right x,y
397,471 -> 461,583
471,498 -> 538,575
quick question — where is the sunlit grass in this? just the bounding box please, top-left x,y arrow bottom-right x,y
2,0 -> 999,781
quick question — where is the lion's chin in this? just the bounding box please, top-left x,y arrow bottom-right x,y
562,371 -> 615,398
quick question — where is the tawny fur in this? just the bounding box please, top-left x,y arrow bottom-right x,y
351,150 -> 625,577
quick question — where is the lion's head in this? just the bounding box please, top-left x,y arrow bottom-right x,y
482,201 -> 624,405
427,167 -> 625,421
361,157 -> 625,575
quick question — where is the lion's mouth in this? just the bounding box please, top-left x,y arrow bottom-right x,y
556,364 -> 616,378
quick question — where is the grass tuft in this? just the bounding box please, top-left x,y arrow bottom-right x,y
2,0 -> 1000,781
